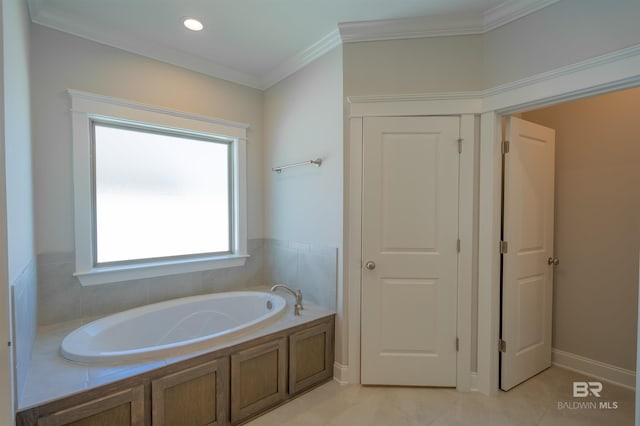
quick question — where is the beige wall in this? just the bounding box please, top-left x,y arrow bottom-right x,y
264,47 -> 343,248
344,35 -> 483,96
264,46 -> 344,362
30,24 -> 265,255
4,0 -> 37,408
344,0 -> 640,95
5,0 -> 34,284
484,0 -> 640,88
522,87 -> 640,370
342,0 -> 640,377
22,0 -> 640,384
0,1 -> 10,410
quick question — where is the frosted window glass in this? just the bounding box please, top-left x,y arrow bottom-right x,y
93,123 -> 231,264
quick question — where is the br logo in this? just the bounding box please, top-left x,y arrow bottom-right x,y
573,381 -> 603,397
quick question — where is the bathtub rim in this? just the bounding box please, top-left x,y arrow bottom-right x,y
60,290 -> 287,364
18,310 -> 335,416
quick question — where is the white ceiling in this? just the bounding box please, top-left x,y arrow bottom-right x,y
27,0 -> 559,90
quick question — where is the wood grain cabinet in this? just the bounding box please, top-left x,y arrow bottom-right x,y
288,320 -> 334,395
34,386 -> 145,426
17,315 -> 335,426
152,358 -> 229,426
230,337 -> 287,424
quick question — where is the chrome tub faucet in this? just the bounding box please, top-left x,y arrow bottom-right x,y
270,283 -> 303,316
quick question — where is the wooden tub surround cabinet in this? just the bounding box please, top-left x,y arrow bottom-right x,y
17,315 -> 335,426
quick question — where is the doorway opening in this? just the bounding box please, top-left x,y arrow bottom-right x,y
498,86 -> 640,391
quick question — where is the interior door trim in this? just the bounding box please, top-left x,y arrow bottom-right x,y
346,112 -> 476,391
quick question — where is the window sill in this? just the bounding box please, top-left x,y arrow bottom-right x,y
74,254 -> 249,286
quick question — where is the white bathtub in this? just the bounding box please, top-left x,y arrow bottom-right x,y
60,291 -> 286,364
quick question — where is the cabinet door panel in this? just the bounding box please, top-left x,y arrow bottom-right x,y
230,338 -> 287,424
65,405 -> 131,426
289,320 -> 334,395
152,358 -> 229,426
37,386 -> 144,426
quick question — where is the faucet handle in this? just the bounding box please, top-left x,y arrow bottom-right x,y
295,289 -> 303,311
271,283 -> 304,315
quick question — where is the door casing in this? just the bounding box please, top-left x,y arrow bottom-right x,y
347,112 -> 476,390
346,46 -> 640,395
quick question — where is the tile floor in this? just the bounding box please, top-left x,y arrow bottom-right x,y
247,367 -> 634,426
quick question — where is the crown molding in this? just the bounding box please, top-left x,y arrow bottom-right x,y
339,14 -> 484,43
339,0 -> 562,43
260,29 -> 342,90
28,3 -> 264,90
28,0 -> 563,90
483,0 -> 562,32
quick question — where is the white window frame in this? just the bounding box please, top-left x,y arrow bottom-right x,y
69,89 -> 249,286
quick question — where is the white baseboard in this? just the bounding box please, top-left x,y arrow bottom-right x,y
332,363 -> 481,391
552,348 -> 636,390
332,354 -> 634,391
470,372 -> 479,392
333,362 -> 349,385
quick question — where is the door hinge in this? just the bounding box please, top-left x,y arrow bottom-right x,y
500,240 -> 508,254
499,339 -> 507,352
456,239 -> 461,253
502,140 -> 510,154
456,337 -> 460,352
457,138 -> 463,154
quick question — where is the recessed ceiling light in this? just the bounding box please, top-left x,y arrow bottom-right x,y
183,18 -> 204,32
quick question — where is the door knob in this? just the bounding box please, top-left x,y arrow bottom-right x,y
547,257 -> 559,266
365,261 -> 376,270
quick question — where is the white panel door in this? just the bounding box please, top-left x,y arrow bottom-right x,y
501,117 -> 556,391
361,116 -> 460,386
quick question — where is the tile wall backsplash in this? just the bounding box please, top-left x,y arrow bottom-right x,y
11,258 -> 38,402
264,239 -> 337,310
37,238 -> 337,325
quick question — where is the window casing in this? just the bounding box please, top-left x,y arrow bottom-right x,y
69,90 -> 248,286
